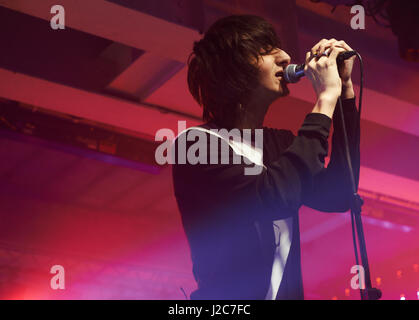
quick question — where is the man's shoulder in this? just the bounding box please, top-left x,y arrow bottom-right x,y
177,125 -> 296,148
263,126 -> 295,144
174,122 -> 223,145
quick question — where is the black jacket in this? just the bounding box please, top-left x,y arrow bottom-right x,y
172,98 -> 360,299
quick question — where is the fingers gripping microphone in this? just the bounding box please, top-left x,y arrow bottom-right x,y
282,50 -> 357,83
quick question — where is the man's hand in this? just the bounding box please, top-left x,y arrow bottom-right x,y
310,39 -> 356,99
335,40 -> 356,99
305,40 -> 345,102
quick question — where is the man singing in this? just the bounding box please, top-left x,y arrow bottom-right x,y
172,15 -> 360,299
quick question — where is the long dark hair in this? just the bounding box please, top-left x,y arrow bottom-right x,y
187,15 -> 281,128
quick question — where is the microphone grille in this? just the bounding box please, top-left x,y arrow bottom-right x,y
284,64 -> 299,83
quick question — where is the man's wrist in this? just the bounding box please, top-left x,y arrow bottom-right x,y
341,80 -> 355,99
342,79 -> 353,88
312,93 -> 339,119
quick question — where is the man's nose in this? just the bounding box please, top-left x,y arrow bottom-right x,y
276,51 -> 291,68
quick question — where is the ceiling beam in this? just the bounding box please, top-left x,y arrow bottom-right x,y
107,52 -> 184,101
289,79 -> 419,137
0,0 -> 201,63
2,0 -> 417,137
0,68 -> 199,138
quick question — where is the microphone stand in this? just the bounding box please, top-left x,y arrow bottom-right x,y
336,91 -> 381,300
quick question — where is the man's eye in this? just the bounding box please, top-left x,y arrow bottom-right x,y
260,47 -> 272,54
260,48 -> 280,56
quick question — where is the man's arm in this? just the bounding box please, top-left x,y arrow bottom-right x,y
341,80 -> 355,99
172,112 -> 333,222
302,96 -> 360,212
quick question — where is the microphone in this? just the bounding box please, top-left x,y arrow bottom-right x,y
282,50 -> 357,83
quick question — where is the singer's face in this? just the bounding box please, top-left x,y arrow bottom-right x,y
256,48 -> 291,99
